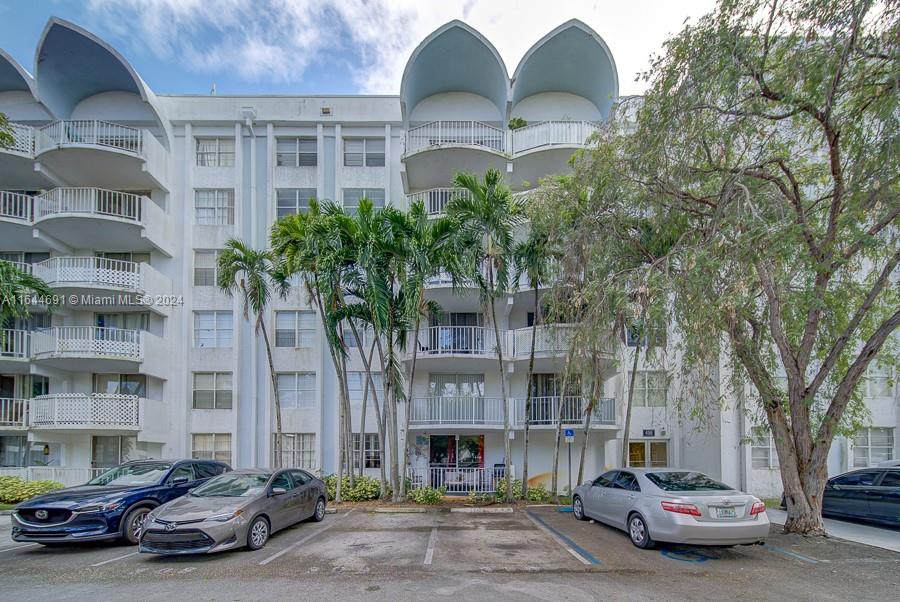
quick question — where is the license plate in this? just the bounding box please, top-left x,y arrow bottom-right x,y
716,507 -> 736,519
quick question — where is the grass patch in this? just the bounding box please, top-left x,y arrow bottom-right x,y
763,498 -> 783,509
0,503 -> 17,511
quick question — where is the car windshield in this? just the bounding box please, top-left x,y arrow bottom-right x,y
190,473 -> 271,498
87,462 -> 172,486
646,472 -> 733,491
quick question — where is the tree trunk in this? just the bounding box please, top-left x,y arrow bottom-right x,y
257,313 -> 282,469
551,345 -> 577,503
521,286 -> 539,499
356,339 -> 376,479
386,325 -> 401,502
400,301 -> 423,500
621,343 -> 641,467
338,336 -> 354,488
487,262 -> 513,502
577,356 -> 601,485
349,320 -> 387,496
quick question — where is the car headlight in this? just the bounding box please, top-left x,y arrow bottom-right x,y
206,509 -> 243,522
74,500 -> 125,513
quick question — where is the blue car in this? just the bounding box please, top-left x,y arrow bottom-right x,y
12,459 -> 231,545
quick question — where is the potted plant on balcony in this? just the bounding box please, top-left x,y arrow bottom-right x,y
508,117 -> 527,130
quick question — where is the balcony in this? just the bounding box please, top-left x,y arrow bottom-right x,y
406,187 -> 472,216
510,120 -> 600,188
31,326 -> 166,378
0,124 -> 54,189
28,393 -> 140,431
0,191 -> 40,250
0,398 -> 27,429
514,396 -> 616,427
34,120 -> 169,190
0,329 -> 31,373
34,187 -> 172,254
402,120 -> 508,190
409,396 -> 505,428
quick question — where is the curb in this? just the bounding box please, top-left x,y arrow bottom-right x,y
373,507 -> 427,513
450,506 -> 514,513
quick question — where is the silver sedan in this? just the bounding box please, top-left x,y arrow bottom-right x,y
139,468 -> 326,555
572,469 -> 769,548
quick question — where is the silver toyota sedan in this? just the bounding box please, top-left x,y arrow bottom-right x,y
572,469 -> 769,548
139,468 -> 326,555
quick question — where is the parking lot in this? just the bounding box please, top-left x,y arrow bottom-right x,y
2,507 -> 898,600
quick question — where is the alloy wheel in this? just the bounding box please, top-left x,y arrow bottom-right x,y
573,498 -> 584,520
250,519 -> 268,548
315,499 -> 325,520
630,517 -> 645,544
130,509 -> 149,541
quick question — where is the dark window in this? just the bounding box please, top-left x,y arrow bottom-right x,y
592,471 -> 617,488
645,471 -> 733,491
169,464 -> 195,482
878,471 -> 900,487
833,471 -> 881,487
527,312 -> 535,327
613,472 -> 640,491
271,472 -> 294,491
290,470 -> 312,485
193,463 -> 218,479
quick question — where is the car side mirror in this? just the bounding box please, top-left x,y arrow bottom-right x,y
271,487 -> 287,496
170,476 -> 189,486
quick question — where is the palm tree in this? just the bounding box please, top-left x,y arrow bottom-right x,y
217,239 -> 287,467
448,169 -> 525,502
513,222 -> 554,499
0,261 -> 54,325
0,112 -> 15,149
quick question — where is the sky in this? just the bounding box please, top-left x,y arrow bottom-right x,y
0,0 -> 719,97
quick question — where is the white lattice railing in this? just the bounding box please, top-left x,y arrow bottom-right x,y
0,467 -> 107,487
35,120 -> 143,155
409,397 -> 505,426
409,466 -> 507,494
514,396 -> 616,426
3,122 -> 34,156
511,120 -> 600,154
35,187 -> 145,222
405,120 -> 506,155
0,398 -> 27,427
412,326 -> 506,356
0,191 -> 33,221
29,393 -> 141,428
33,256 -> 143,291
406,187 -> 473,216
0,329 -> 30,358
31,326 -> 143,360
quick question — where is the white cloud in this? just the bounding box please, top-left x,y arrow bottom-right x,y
85,0 -> 718,95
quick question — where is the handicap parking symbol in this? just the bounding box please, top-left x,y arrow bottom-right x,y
660,547 -> 719,563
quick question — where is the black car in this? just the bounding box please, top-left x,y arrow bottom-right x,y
12,459 -> 231,545
782,467 -> 900,527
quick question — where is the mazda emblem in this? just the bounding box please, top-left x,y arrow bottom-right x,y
164,522 -> 176,532
35,510 -> 48,520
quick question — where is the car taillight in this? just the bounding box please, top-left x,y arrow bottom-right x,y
661,501 -> 701,517
750,501 -> 766,516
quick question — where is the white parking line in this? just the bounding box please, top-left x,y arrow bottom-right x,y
423,527 -> 437,566
90,549 -> 139,567
0,543 -> 39,553
258,511 -> 351,566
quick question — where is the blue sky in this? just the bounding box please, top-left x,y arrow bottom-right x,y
0,0 -> 717,97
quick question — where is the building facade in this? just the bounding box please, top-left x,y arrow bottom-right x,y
0,18 -> 895,497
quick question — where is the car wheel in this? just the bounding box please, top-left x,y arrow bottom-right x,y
122,506 -> 151,545
628,513 -> 655,549
246,516 -> 270,550
312,497 -> 326,522
573,496 -> 588,521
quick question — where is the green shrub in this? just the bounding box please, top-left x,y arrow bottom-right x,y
526,483 -> 550,503
466,490 -> 495,505
508,116 -> 528,130
324,475 -> 382,502
493,477 -> 523,501
408,486 -> 445,505
0,476 -> 64,504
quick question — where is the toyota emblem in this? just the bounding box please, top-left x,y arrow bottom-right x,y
35,510 -> 48,520
164,522 -> 176,532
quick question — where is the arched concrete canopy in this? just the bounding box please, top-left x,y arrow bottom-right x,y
0,49 -> 37,95
34,18 -> 169,147
400,21 -> 509,123
511,20 -> 619,120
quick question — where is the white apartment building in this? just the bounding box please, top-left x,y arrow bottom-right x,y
0,18 -> 895,497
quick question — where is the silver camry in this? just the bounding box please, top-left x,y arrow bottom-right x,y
139,468 -> 327,555
572,468 -> 769,548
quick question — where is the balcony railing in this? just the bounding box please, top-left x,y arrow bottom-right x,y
34,256 -> 143,291
511,120 -> 600,154
2,123 -> 35,156
35,187 -> 146,223
405,120 -> 506,155
0,329 -> 30,359
31,326 -> 143,360
0,191 -> 33,221
0,398 -> 27,427
29,393 -> 141,428
406,187 -> 472,216
409,466 -> 505,494
511,324 -> 577,358
412,326 -> 505,356
409,396 -> 505,426
515,396 -> 616,426
35,120 -> 144,156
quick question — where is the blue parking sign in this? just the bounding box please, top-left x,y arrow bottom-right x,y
564,429 -> 575,437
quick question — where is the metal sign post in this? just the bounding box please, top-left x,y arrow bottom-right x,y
564,428 -> 575,495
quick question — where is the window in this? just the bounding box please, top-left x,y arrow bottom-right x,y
343,138 -> 385,167
276,188 -> 316,218
276,433 -> 316,470
592,471 -> 617,487
277,373 -> 316,409
193,250 -> 222,286
193,372 -> 233,409
613,472 -> 641,491
853,427 -> 894,467
832,471 -> 881,487
348,371 -> 383,402
751,426 -> 779,469
351,433 -> 381,469
93,374 -> 147,397
275,311 -> 316,347
626,317 -> 667,347
195,189 -> 234,225
271,472 -> 294,491
91,435 -> 137,468
342,188 -> 385,214
196,137 -> 235,167
193,311 -> 233,348
633,371 -> 667,407
862,363 -> 893,398
290,470 -> 312,485
169,464 -> 195,483
628,440 -> 668,468
880,471 -> 900,487
193,463 -> 226,479
277,138 -> 317,167
192,433 -> 232,464
428,374 -> 484,397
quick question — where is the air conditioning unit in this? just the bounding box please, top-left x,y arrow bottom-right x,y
320,106 -> 333,116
